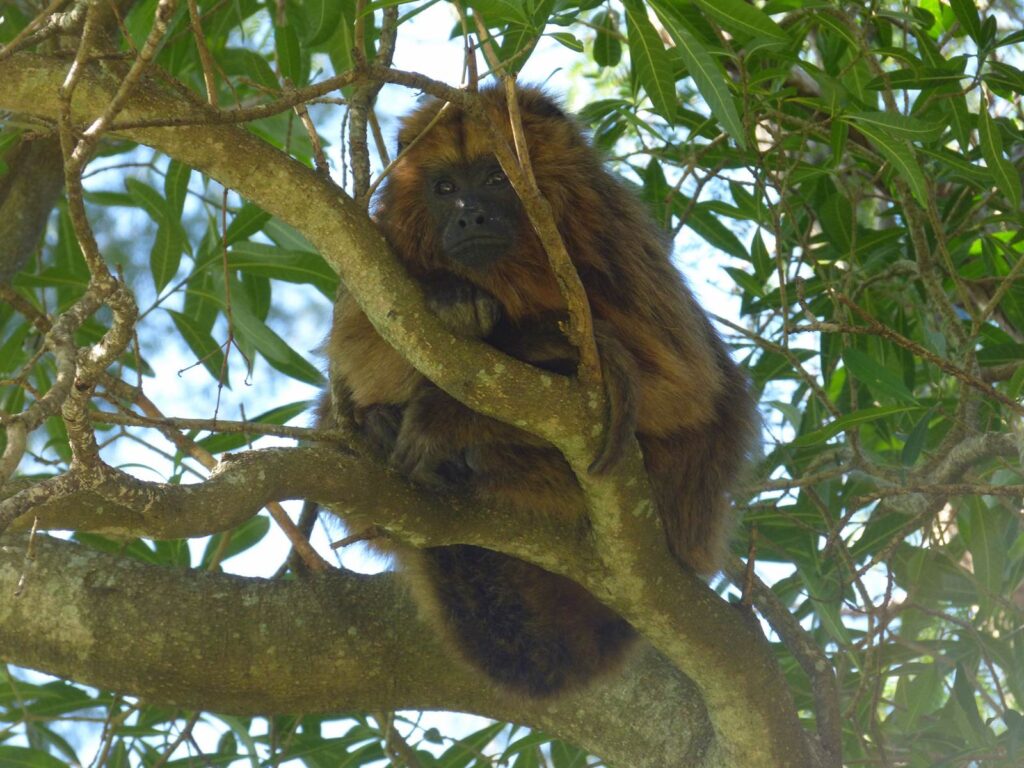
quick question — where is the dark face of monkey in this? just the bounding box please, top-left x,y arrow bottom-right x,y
423,158 -> 521,270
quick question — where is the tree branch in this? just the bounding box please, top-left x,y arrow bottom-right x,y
0,534 -> 712,768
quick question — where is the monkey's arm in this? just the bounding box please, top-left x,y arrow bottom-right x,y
391,317 -> 638,484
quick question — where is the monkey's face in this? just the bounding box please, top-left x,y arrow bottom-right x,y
422,157 -> 521,270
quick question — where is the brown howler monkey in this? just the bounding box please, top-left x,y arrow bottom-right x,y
321,87 -> 756,697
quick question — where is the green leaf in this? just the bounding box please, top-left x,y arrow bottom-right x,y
843,347 -> 916,403
230,300 -> 324,385
982,62 -> 1024,96
470,0 -> 531,25
151,223 -> 184,293
125,178 -> 170,222
0,746 -> 73,768
198,400 -> 313,454
949,0 -> 983,44
302,0 -> 344,47
978,99 -> 1023,211
200,516 -> 271,568
692,0 -> 789,43
958,500 -> 1009,609
275,21 -> 303,85
549,32 -> 583,52
167,309 -> 227,382
592,10 -> 622,68
680,200 -> 749,260
845,111 -> 945,143
865,67 -> 965,91
816,12 -> 859,49
789,405 -> 920,447
842,114 -> 929,205
901,407 -> 933,465
164,159 -> 191,218
951,664 -> 990,745
227,241 -> 337,298
439,721 -> 506,767
622,0 -> 677,121
225,204 -> 271,245
651,1 -> 746,148
898,667 -> 944,732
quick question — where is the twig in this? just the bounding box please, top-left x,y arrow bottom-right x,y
187,0 -> 218,107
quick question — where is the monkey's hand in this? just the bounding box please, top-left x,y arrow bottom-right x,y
422,274 -> 502,338
391,385 -> 474,489
489,316 -> 638,474
355,404 -> 403,458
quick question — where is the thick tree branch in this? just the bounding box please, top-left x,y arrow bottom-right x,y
1,446 -> 591,578
0,534 -> 712,768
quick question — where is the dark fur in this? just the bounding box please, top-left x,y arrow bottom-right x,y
322,87 -> 756,696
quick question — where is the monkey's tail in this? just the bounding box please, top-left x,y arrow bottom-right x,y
414,545 -> 634,696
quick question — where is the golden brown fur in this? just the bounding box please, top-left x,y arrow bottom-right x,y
322,87 -> 756,696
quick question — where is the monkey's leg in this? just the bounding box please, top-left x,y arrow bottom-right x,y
412,545 -> 634,697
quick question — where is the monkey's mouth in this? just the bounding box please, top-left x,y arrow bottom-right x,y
448,237 -> 512,268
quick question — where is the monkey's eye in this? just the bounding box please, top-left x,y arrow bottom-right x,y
486,169 -> 508,186
434,179 -> 456,196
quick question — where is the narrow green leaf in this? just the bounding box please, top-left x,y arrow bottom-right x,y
865,67 -> 965,91
0,745 -> 72,768
302,0 -> 344,47
919,146 -> 990,185
949,0 -> 983,43
901,407 -> 933,466
225,204 -> 271,245
592,10 -> 622,68
817,193 -> 853,253
842,115 -> 930,205
816,12 -> 859,49
997,29 -> 1024,48
951,664 -> 989,744
650,1 -> 746,147
622,0 -> 677,121
197,401 -> 313,454
679,200 -> 748,260
901,667 -> 944,732
200,516 -> 271,568
982,62 -> 1024,96
959,501 -> 1008,607
151,224 -> 183,293
550,32 -> 583,52
275,22 -> 303,85
789,405 -> 919,447
693,0 -> 789,43
164,160 -> 191,218
978,100 -> 1023,211
230,301 -> 324,385
843,347 -> 916,403
471,0 -> 531,25
124,178 -> 169,222
167,309 -> 226,381
228,241 -> 337,298
846,111 -> 945,143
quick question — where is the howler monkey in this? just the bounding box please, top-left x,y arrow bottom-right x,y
322,87 -> 756,697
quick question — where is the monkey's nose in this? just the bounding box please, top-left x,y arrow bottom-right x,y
457,211 -> 487,228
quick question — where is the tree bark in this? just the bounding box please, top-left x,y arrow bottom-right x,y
0,533 -> 713,767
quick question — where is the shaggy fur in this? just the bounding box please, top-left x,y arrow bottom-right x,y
322,86 -> 756,696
